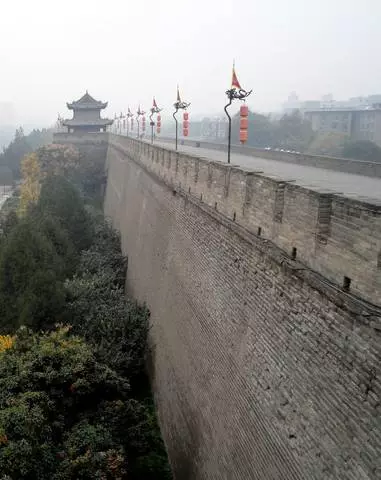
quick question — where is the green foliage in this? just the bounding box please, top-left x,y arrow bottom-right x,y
37,143 -> 80,178
0,218 -> 67,332
307,131 -> 348,157
0,128 -> 52,178
342,139 -> 381,162
276,110 -> 314,151
76,148 -> 108,201
232,110 -> 276,147
65,217 -> 148,380
0,327 -> 130,479
231,109 -> 314,151
0,172 -> 172,478
37,176 -> 93,252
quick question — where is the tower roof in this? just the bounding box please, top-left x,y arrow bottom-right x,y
67,91 -> 108,110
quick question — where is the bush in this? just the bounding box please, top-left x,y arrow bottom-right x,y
342,139 -> 381,162
0,327 -> 171,479
37,176 -> 93,252
65,217 -> 148,380
0,218 -> 67,332
0,327 -> 130,479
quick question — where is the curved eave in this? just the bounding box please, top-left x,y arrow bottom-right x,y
67,102 -> 108,110
62,118 -> 113,127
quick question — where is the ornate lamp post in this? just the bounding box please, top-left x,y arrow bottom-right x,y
149,98 -> 162,144
173,86 -> 190,151
126,108 -> 133,137
224,63 -> 252,163
136,106 -> 145,139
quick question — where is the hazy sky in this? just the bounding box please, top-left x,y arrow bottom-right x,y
0,0 -> 380,126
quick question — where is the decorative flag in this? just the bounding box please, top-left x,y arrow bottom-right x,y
231,64 -> 242,90
153,97 -> 157,108
177,86 -> 181,103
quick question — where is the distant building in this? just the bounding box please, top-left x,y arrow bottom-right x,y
63,92 -> 113,133
200,117 -> 228,140
304,108 -> 381,146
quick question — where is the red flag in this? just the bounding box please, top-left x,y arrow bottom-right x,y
231,66 -> 241,90
153,97 -> 157,108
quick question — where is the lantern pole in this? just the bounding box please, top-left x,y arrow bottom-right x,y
136,107 -> 145,139
150,101 -> 162,145
126,109 -> 133,137
224,87 -> 252,163
173,99 -> 190,151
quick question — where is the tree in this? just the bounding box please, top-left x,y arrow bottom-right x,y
37,143 -> 80,178
307,131 -> 348,157
0,218 -> 67,331
231,110 -> 276,147
276,110 -> 314,151
18,152 -> 42,216
37,175 -> 93,252
342,139 -> 381,162
0,128 -> 52,178
0,327 -> 129,479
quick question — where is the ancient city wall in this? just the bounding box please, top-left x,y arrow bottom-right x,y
159,136 -> 381,178
102,133 -> 381,479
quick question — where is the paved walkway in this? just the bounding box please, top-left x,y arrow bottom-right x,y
156,142 -> 381,204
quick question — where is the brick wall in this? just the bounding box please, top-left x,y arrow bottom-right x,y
159,137 -> 381,178
102,134 -> 381,479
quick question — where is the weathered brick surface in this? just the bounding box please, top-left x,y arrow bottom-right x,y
100,135 -> 381,479
53,133 -> 381,479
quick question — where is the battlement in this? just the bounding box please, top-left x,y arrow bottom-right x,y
109,134 -> 381,306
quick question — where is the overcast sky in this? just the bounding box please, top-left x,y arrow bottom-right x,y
0,0 -> 380,126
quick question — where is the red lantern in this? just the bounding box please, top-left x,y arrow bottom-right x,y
239,103 -> 249,144
157,114 -> 161,122
183,128 -> 189,137
183,120 -> 189,129
239,129 -> 248,143
183,112 -> 189,121
240,117 -> 248,130
142,116 -> 146,132
157,121 -> 161,128
240,104 -> 249,117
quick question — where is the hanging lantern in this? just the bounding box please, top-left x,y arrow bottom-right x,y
142,116 -> 146,132
240,104 -> 249,117
157,114 -> 161,122
239,103 -> 249,144
239,129 -> 248,143
240,117 -> 248,130
183,111 -> 189,137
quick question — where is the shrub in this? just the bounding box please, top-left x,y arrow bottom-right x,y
0,327 -> 129,479
37,176 -> 93,252
0,219 -> 67,332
